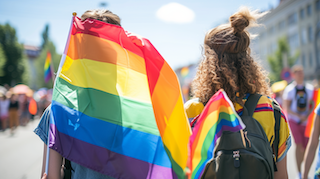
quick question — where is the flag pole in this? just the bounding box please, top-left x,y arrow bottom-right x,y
45,12 -> 77,176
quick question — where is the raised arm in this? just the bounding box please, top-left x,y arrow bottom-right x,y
41,144 -> 63,179
302,114 -> 320,179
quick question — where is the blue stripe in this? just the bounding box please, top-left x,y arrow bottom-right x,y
51,100 -> 171,168
44,68 -> 51,77
255,107 -> 273,111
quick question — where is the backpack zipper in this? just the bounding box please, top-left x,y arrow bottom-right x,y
233,150 -> 240,168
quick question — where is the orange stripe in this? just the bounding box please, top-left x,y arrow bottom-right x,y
152,62 -> 181,135
67,33 -> 147,75
278,141 -> 286,158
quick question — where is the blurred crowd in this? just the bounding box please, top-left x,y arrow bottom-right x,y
0,84 -> 51,135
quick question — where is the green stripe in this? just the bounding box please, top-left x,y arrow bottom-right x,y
163,145 -> 185,179
52,77 -> 159,136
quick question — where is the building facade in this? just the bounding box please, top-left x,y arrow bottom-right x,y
251,0 -> 320,80
24,45 -> 40,89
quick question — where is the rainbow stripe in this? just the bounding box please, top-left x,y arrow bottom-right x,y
305,89 -> 320,137
49,16 -> 191,178
189,89 -> 245,179
44,52 -> 52,83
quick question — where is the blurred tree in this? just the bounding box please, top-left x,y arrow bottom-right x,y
0,44 -> 6,78
0,23 -> 25,86
41,24 -> 49,49
267,37 -> 297,82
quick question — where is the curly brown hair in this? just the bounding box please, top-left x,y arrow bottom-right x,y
81,9 -> 121,26
191,6 -> 271,105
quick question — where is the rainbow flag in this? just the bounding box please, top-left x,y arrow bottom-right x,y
305,89 -> 320,137
48,16 -> 191,178
44,52 -> 52,83
189,89 -> 245,179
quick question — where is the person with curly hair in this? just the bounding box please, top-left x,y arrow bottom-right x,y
185,6 -> 291,179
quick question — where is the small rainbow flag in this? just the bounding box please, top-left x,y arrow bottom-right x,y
305,89 -> 320,137
44,52 -> 52,83
189,89 -> 245,179
49,16 -> 191,178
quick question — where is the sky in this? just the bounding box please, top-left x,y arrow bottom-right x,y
0,0 -> 278,70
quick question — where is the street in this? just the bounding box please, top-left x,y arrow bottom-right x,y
0,118 -> 317,179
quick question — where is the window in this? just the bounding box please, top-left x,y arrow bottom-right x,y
307,5 -> 312,16
268,26 -> 275,35
309,52 -> 313,67
308,26 -> 313,42
301,28 -> 307,44
302,54 -> 307,68
300,8 -> 305,19
279,20 -> 286,30
288,13 -> 298,25
288,33 -> 300,50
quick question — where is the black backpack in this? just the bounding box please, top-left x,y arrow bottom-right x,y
296,86 -> 308,112
63,158 -> 73,179
200,94 -> 281,179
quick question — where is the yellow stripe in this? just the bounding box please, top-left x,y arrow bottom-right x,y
59,56 -> 151,103
162,95 -> 191,169
192,105 -> 232,170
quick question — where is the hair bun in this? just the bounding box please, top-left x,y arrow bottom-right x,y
229,6 -> 268,33
230,14 -> 249,33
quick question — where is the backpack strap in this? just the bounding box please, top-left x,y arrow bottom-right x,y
63,158 -> 73,179
272,100 -> 281,162
243,94 -> 262,117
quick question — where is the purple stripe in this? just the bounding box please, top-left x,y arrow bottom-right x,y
49,124 -> 176,179
214,125 -> 243,142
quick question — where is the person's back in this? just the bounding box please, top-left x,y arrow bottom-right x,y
187,6 -> 291,179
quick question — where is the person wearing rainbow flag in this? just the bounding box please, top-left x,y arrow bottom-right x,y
185,6 -> 291,179
36,9 -> 122,179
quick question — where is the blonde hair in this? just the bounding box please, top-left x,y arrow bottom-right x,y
192,6 -> 270,105
81,9 -> 121,26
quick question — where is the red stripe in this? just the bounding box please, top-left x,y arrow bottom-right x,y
72,17 -> 145,58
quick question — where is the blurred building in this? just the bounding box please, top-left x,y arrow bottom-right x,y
24,45 -> 40,89
251,0 -> 320,80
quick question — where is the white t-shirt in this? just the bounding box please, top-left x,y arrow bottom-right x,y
282,82 -> 314,124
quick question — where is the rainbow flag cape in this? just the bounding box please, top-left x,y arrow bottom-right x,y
44,52 -> 52,83
189,89 -> 245,179
305,89 -> 320,137
49,16 -> 191,178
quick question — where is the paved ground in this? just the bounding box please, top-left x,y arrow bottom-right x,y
0,118 -> 317,179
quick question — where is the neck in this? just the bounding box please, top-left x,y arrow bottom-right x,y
295,80 -> 304,85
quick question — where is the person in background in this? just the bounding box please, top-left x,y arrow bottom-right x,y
0,93 -> 10,131
8,93 -> 19,135
302,103 -> 320,179
282,65 -> 314,178
19,94 -> 30,126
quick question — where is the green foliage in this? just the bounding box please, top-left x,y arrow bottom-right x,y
35,41 -> 61,89
0,44 -> 6,77
41,24 -> 49,49
267,37 -> 298,82
0,23 -> 25,86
